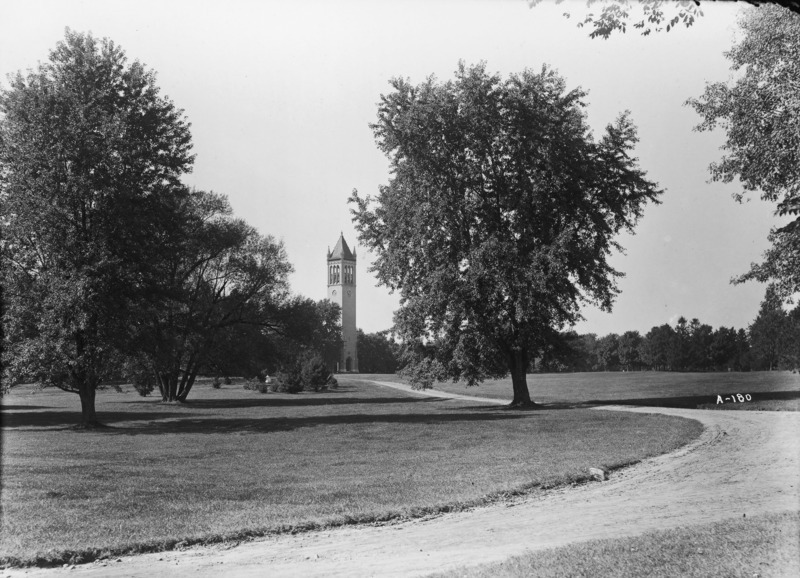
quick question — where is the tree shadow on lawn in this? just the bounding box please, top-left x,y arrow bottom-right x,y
106,410 -> 530,436
581,390 -> 800,410
0,405 -> 53,411
0,409 -> 189,430
138,394 -> 445,410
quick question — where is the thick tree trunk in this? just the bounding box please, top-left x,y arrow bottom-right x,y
77,384 -> 102,428
509,349 -> 537,408
73,331 -> 104,428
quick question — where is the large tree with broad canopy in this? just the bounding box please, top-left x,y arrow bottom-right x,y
350,63 -> 662,406
1,30 -> 194,425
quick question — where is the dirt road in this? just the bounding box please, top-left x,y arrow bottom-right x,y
8,382 -> 799,577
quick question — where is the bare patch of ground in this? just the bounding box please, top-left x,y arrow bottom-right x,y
7,382 -> 798,578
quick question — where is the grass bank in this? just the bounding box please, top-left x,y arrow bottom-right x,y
430,510 -> 800,578
357,371 -> 800,410
1,379 -> 701,566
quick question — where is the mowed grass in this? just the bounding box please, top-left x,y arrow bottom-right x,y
431,510 -> 800,578
0,379 -> 701,566
357,371 -> 800,410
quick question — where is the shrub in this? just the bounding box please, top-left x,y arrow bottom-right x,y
211,377 -> 222,389
274,370 -> 303,393
326,374 -> 338,389
243,379 -> 269,394
300,354 -> 331,392
124,360 -> 155,397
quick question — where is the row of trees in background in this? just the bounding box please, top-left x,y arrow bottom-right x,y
1,31 -> 340,424
361,290 -> 800,377
357,329 -> 400,374
539,302 -> 800,374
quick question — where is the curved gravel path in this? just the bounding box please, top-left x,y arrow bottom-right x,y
9,382 -> 799,578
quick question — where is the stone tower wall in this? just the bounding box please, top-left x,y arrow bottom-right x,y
327,237 -> 358,372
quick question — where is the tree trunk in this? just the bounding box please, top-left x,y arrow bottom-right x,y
509,349 -> 537,408
73,331 -> 103,428
176,369 -> 197,402
156,373 -> 167,399
77,384 -> 102,428
160,371 -> 180,401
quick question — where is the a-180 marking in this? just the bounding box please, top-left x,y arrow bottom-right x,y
716,393 -> 752,404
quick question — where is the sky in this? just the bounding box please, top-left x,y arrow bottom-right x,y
0,0 -> 786,336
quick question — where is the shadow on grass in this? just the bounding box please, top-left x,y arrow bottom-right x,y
0,405 -> 53,411
106,411 -> 529,435
0,410 -> 189,430
581,389 -> 800,410
136,394 -> 444,410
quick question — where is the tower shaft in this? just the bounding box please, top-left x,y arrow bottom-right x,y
327,234 -> 358,372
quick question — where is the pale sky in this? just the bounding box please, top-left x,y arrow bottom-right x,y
0,0 -> 785,335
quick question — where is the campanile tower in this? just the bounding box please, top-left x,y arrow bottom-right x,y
327,233 -> 358,372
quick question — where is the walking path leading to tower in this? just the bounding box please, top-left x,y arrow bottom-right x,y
353,378 -> 510,405
9,383 -> 799,578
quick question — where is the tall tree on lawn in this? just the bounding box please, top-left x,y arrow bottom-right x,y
350,63 -> 662,406
1,30 -> 194,425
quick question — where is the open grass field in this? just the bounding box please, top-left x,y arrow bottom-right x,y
431,510 -> 800,578
357,371 -> 800,410
0,378 -> 702,567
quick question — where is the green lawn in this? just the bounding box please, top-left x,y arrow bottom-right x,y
357,371 -> 800,410
431,510 -> 800,578
0,378 -> 701,566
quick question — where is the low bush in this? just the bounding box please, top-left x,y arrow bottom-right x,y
128,368 -> 155,397
242,379 -> 269,394
300,354 -> 331,392
245,352 -> 336,394
273,370 -> 303,394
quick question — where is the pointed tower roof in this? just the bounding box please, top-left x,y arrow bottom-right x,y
328,233 -> 355,261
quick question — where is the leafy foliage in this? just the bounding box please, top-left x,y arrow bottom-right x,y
783,306 -> 800,371
242,378 -> 271,394
538,307 -> 799,374
528,0 -> 706,39
0,30 -> 194,423
618,330 -> 643,370
299,353 -> 333,392
748,287 -> 799,371
127,188 -> 293,402
351,62 -> 662,405
688,5 -> 800,302
357,329 -> 400,373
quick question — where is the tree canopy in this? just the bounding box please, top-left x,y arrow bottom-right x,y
529,1 -> 800,40
528,0 -> 706,39
687,5 -> 800,302
128,188 -> 293,402
1,30 -> 194,425
357,329 -> 400,374
350,62 -> 662,405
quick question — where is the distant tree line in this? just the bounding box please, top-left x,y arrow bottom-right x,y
364,291 -> 799,378
536,296 -> 800,374
357,329 -> 400,374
